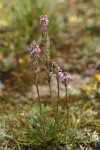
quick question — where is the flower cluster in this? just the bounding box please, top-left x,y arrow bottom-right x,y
50,63 -> 71,85
40,15 -> 49,33
28,41 -> 41,59
49,63 -> 61,77
59,72 -> 71,85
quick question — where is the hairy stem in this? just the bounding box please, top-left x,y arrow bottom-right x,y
48,75 -> 53,103
35,72 -> 42,115
65,85 -> 69,124
56,78 -> 60,119
45,54 -> 53,107
53,78 -> 60,135
34,72 -> 46,134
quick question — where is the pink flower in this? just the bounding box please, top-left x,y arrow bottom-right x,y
49,71 -> 56,77
28,42 -> 41,58
59,72 -> 71,85
40,15 -> 49,33
50,62 -> 71,85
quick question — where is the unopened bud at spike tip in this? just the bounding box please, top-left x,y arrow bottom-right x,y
40,15 -> 49,33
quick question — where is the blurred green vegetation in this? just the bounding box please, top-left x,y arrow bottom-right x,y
0,0 -> 64,54
0,0 -> 100,71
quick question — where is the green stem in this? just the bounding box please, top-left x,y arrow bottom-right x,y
65,85 -> 69,124
34,72 -> 45,134
53,78 -> 60,136
48,73 -> 54,107
35,73 -> 42,115
56,78 -> 60,119
55,78 -> 60,124
45,54 -> 53,107
49,78 -> 52,100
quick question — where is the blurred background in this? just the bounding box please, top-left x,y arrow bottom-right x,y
0,0 -> 100,104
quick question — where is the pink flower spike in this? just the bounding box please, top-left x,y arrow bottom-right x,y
40,15 -> 49,33
49,71 -> 56,77
59,72 -> 71,85
28,42 -> 41,58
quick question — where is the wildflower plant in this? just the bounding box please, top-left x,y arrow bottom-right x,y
1,22 -> 98,149
27,15 -> 72,147
0,11 -> 99,150
13,15 -> 98,150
